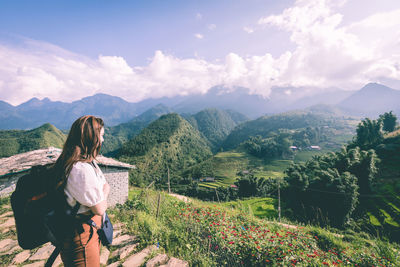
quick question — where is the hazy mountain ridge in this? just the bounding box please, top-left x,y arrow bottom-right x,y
338,83 -> 400,117
1,82 -> 398,130
0,94 -> 137,129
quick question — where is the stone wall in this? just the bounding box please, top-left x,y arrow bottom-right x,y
100,166 -> 129,207
0,172 -> 26,197
0,166 -> 129,208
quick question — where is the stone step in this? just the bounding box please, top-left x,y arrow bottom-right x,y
0,238 -> 18,253
113,222 -> 125,230
100,247 -> 110,265
29,243 -> 56,261
122,245 -> 157,267
12,250 -> 31,264
111,243 -> 139,260
1,243 -> 21,255
146,253 -> 169,267
0,217 -> 15,228
113,229 -> 123,238
23,261 -> 46,267
0,211 -> 13,219
112,234 -> 137,246
159,257 -> 189,267
107,261 -> 120,267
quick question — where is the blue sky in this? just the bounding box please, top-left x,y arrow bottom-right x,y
0,0 -> 400,105
0,0 -> 294,65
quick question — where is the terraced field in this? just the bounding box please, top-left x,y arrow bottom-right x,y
197,150 -> 328,189
360,182 -> 400,241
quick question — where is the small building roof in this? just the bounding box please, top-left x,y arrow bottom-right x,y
0,147 -> 135,177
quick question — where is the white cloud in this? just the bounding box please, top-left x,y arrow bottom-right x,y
208,24 -> 216,30
1,1 -> 400,105
0,39 -> 291,105
196,13 -> 202,20
257,0 -> 400,90
243,27 -> 254,34
194,33 -> 204,39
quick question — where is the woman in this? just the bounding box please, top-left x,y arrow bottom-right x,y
55,115 -> 110,266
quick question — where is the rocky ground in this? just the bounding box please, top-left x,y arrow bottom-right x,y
0,202 -> 189,267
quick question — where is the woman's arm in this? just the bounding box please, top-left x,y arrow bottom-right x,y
90,183 -> 110,216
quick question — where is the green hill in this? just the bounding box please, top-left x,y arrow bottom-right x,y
186,108 -> 248,153
0,123 -> 66,158
118,113 -> 212,185
222,110 -> 357,151
101,104 -> 172,156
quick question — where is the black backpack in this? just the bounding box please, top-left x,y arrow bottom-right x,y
11,165 -> 79,266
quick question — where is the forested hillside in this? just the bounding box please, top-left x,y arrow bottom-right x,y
222,108 -> 356,151
284,111 -> 400,241
118,113 -> 212,186
185,108 -> 248,153
0,123 -> 66,158
101,104 -> 172,155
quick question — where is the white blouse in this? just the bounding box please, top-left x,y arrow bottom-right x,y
64,161 -> 107,214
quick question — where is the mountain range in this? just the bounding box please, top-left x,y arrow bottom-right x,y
1,83 -> 399,130
102,106 -> 249,156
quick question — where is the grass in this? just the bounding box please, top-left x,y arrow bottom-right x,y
110,188 -> 400,266
367,212 -> 382,226
293,149 -> 328,162
223,197 -> 278,219
380,209 -> 400,227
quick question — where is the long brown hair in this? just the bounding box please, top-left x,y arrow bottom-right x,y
55,115 -> 104,184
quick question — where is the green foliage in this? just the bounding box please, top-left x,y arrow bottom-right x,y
0,123 -> 66,158
353,118 -> 384,149
188,108 -> 241,153
379,111 -> 397,132
284,146 -> 381,227
118,113 -> 212,186
234,174 -> 278,199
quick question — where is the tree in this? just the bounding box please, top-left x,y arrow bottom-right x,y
284,155 -> 360,227
379,111 -> 397,132
354,118 -> 383,149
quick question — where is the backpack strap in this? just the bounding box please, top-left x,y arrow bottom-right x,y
45,202 -> 81,267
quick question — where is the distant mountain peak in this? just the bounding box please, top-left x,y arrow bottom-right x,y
18,97 -> 48,108
360,83 -> 394,92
